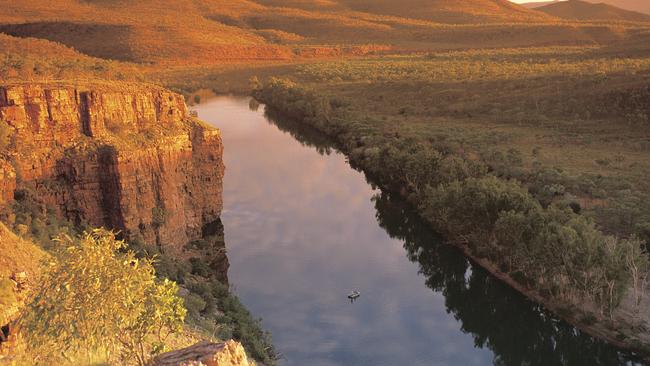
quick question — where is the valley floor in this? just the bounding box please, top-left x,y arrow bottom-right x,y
227,45 -> 650,358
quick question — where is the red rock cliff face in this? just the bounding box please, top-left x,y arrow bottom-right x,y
0,84 -> 224,253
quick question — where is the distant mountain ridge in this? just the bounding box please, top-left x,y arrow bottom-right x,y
521,0 -> 650,15
535,0 -> 650,22
0,0 -> 644,65
257,0 -> 553,23
334,0 -> 552,23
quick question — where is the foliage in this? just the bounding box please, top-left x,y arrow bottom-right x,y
131,230 -> 278,365
20,229 -> 186,366
185,278 -> 276,365
298,54 -> 650,84
152,206 -> 168,229
256,78 -> 650,317
4,187 -> 79,249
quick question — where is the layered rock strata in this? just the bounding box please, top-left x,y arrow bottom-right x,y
0,84 -> 225,252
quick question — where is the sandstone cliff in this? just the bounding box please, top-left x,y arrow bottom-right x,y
0,83 -> 225,254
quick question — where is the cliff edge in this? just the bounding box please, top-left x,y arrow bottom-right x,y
0,83 -> 225,254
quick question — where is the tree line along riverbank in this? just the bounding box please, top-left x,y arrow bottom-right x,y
253,77 -> 650,359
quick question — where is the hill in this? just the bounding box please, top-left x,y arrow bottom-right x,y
536,0 -> 650,22
0,0 -> 647,67
520,1 -> 561,8
257,0 -> 554,23
522,0 -> 650,15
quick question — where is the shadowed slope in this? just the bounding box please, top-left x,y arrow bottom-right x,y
536,0 -> 650,22
0,0 -> 647,65
524,0 -> 650,15
338,0 -> 554,23
0,0 -> 292,64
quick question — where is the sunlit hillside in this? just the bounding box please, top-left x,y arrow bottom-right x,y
258,0 -> 553,23
0,0 -> 649,66
536,0 -> 650,22
3,1 -> 650,365
0,0 -> 292,64
0,33 -> 144,82
523,0 -> 650,15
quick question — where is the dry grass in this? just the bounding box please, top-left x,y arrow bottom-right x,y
0,0 -> 648,67
0,223 -> 45,281
256,44 -> 650,238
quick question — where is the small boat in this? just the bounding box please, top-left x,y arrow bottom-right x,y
348,290 -> 361,300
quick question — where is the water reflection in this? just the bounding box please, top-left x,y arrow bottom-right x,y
374,192 -> 642,366
194,96 -> 644,366
263,108 -> 337,156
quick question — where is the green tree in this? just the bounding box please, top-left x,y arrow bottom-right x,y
21,229 -> 186,366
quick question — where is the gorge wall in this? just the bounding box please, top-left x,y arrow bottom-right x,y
0,83 -> 225,256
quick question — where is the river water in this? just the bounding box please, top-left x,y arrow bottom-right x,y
193,96 -> 642,366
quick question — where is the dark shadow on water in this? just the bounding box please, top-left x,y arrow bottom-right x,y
374,191 -> 645,366
263,108 -> 338,157
262,103 -> 647,366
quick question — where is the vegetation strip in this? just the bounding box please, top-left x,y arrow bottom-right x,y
254,78 -> 650,358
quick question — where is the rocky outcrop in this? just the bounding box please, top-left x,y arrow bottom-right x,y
0,84 -> 225,252
152,340 -> 254,366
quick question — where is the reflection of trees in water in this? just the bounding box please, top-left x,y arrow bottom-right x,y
262,106 -> 337,156
373,191 -> 644,366
263,105 -> 645,366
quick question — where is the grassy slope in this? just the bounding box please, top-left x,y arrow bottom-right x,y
0,223 -> 45,345
281,47 -> 650,239
0,0 -> 291,64
257,0 -> 553,23
526,0 -> 650,15
0,223 -> 45,285
584,0 -> 650,15
536,0 -> 650,22
0,0 -> 647,67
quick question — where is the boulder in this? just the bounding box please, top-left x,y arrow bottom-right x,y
152,340 -> 254,366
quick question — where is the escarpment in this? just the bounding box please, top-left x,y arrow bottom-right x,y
0,84 -> 225,255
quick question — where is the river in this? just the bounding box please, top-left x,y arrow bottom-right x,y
193,95 -> 643,366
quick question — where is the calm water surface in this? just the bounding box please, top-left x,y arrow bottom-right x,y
193,96 -> 643,366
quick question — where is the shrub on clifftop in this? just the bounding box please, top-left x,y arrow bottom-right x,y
20,229 -> 186,366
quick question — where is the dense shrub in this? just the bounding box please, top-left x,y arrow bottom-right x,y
421,176 -> 538,237
185,276 -> 276,365
21,229 -> 186,366
7,187 -> 78,249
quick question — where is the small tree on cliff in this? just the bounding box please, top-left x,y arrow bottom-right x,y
21,229 -> 186,366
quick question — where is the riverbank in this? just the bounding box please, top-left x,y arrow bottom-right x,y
0,82 -> 275,365
252,79 -> 650,360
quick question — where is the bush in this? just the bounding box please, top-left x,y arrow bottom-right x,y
152,206 -> 167,228
21,229 -> 186,366
421,175 -> 539,238
11,187 -> 77,249
0,120 -> 13,153
636,223 -> 650,248
184,293 -> 207,319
